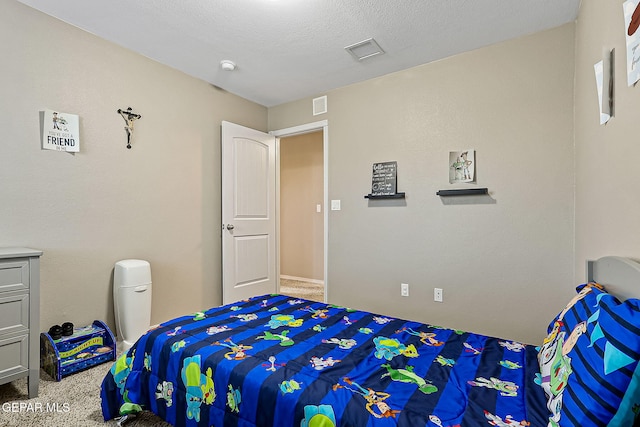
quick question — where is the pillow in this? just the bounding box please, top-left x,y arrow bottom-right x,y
538,283 -> 640,426
608,362 -> 640,426
543,282 -> 604,335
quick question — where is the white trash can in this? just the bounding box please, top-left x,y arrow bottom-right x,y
113,259 -> 152,351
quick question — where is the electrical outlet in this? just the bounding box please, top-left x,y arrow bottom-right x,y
434,288 -> 443,302
401,283 -> 409,297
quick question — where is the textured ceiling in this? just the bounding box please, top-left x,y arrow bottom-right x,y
16,0 -> 580,107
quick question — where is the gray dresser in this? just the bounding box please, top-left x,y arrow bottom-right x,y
0,247 -> 42,398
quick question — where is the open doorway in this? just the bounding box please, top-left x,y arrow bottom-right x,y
278,130 -> 324,302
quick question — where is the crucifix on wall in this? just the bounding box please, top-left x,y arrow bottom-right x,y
117,107 -> 142,149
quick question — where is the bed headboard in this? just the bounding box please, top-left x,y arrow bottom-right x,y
587,256 -> 640,301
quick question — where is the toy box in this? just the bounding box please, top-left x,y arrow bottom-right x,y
40,320 -> 116,381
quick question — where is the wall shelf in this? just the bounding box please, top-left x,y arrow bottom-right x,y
365,192 -> 406,199
436,188 -> 488,197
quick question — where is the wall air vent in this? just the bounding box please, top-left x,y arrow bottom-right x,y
345,38 -> 385,61
313,96 -> 327,116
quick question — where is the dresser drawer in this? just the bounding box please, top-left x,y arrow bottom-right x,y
0,260 -> 29,294
0,334 -> 28,379
0,293 -> 29,336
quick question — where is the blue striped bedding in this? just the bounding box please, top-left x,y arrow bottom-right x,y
101,294 -> 550,426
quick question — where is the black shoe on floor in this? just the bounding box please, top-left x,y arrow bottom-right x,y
61,322 -> 74,336
48,325 -> 62,340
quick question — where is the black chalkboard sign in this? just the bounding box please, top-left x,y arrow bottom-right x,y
371,161 -> 397,196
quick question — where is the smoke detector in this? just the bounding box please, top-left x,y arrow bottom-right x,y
345,38 -> 385,61
220,60 -> 237,71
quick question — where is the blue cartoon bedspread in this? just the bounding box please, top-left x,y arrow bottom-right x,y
101,294 -> 550,427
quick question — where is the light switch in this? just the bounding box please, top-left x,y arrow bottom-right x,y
331,200 -> 341,211
316,204 -> 322,213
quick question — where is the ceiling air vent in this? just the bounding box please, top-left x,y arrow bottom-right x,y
345,38 -> 384,61
313,96 -> 327,116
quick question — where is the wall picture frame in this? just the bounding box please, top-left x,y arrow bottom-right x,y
449,150 -> 475,183
42,109 -> 80,152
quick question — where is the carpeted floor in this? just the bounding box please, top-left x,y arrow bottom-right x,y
0,361 -> 169,426
279,278 -> 324,302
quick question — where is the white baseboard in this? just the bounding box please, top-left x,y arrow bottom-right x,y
280,275 -> 325,285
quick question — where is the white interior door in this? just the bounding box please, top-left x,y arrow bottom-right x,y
222,121 -> 277,304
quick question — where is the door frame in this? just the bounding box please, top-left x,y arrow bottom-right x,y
271,120 -> 329,302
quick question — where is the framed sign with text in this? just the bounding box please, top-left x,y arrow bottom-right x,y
42,109 -> 80,152
371,161 -> 397,196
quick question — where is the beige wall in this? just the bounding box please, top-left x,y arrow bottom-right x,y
4,0 -> 583,346
574,3 -> 640,279
1,0 -> 266,333
270,24 -> 576,344
280,132 -> 324,281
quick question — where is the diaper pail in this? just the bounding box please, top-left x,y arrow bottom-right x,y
114,259 -> 152,351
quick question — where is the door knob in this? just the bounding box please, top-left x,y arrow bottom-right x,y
226,224 -> 235,230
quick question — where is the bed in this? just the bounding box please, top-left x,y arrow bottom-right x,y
101,257 -> 640,427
